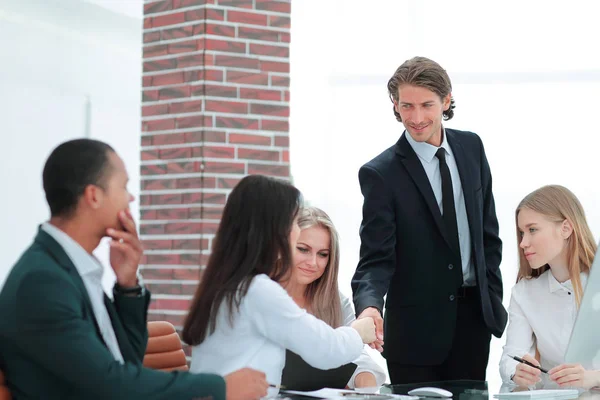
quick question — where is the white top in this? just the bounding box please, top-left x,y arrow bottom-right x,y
499,269 -> 586,383
190,274 -> 364,394
339,292 -> 386,387
41,222 -> 124,364
405,128 -> 474,285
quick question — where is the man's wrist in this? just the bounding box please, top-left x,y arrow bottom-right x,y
116,276 -> 138,288
362,306 -> 382,315
114,281 -> 143,297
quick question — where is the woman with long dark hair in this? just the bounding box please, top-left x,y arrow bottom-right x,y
183,175 -> 376,395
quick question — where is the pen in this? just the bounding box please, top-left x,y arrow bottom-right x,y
269,384 -> 286,389
509,355 -> 548,373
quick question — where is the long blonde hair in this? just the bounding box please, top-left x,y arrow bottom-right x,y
297,207 -> 343,328
515,185 -> 596,306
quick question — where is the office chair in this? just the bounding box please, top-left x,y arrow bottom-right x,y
143,321 -> 189,372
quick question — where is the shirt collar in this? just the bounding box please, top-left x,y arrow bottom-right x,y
41,222 -> 104,279
405,126 -> 452,163
546,269 -> 587,293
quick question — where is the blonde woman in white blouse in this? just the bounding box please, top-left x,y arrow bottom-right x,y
500,185 -> 600,389
282,206 -> 386,389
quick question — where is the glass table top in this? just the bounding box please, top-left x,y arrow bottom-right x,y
382,380 -> 600,400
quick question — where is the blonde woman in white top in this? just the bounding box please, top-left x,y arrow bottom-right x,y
282,207 -> 386,389
500,185 -> 600,389
182,176 -> 377,399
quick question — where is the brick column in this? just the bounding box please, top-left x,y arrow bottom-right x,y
140,0 -> 291,342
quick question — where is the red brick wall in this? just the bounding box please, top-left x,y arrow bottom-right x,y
140,0 -> 291,349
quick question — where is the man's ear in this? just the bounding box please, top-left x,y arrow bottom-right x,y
82,184 -> 103,210
442,93 -> 451,111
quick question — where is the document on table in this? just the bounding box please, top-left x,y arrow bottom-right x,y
280,388 -> 418,399
493,389 -> 580,399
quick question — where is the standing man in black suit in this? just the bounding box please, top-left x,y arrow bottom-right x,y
352,57 -> 507,384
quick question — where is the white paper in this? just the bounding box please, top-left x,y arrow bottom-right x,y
282,388 -> 355,398
280,387 -> 418,399
493,389 -> 580,399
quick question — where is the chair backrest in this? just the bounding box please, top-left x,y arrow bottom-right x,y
0,369 -> 12,400
143,321 -> 189,372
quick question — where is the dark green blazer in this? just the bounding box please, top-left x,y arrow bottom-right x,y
0,228 -> 224,400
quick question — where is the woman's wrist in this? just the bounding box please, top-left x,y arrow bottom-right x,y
354,372 -> 377,388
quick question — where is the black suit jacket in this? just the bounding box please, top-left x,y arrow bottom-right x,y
352,129 -> 508,365
0,228 -> 225,400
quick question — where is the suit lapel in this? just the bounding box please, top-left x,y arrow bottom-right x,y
395,134 -> 455,251
103,294 -> 138,364
34,228 -> 106,347
446,130 -> 478,239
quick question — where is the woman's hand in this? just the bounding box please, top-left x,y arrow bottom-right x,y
511,354 -> 542,387
351,317 -> 377,345
549,364 -> 600,389
354,372 -> 378,388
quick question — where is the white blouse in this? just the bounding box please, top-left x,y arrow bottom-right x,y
190,274 -> 364,395
339,292 -> 387,387
499,270 -> 586,383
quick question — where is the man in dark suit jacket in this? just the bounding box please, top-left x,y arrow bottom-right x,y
352,57 -> 508,384
0,139 -> 267,400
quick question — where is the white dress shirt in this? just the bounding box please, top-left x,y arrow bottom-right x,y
41,222 -> 124,364
190,274 -> 363,397
499,269 -> 586,383
405,129 -> 474,285
340,292 -> 386,387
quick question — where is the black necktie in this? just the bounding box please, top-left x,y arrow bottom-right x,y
435,148 -> 462,269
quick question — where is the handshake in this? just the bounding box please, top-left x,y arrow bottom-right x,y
350,307 -> 385,352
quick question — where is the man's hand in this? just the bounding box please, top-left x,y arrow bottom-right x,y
357,307 -> 384,352
107,209 -> 143,288
511,354 -> 541,387
549,363 -> 600,389
224,368 -> 268,400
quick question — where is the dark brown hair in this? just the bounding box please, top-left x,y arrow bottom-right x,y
387,56 -> 455,123
182,175 -> 302,345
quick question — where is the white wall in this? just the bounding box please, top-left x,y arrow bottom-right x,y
0,0 -> 142,292
83,0 -> 143,18
291,0 -> 600,390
